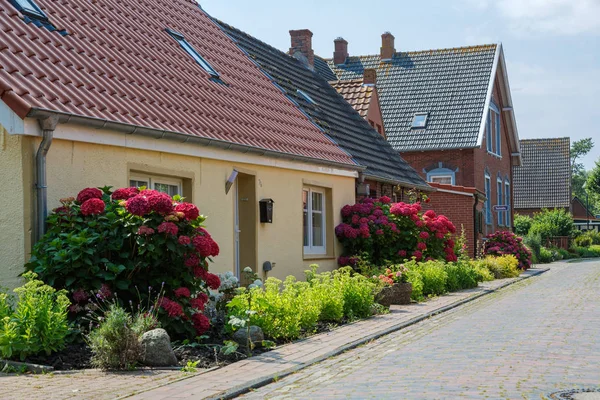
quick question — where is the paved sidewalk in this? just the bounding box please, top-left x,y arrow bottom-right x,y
127,267 -> 547,400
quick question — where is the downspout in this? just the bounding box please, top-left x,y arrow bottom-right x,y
35,115 -> 59,242
473,193 -> 480,258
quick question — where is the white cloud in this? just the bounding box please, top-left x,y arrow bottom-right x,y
468,0 -> 600,35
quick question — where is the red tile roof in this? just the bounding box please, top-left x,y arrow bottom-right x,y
0,0 -> 355,166
329,79 -> 373,119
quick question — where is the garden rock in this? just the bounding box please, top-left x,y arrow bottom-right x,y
376,283 -> 413,307
233,325 -> 264,347
139,329 -> 178,367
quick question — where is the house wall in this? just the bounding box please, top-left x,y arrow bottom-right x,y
571,198 -> 592,220
3,119 -> 357,288
366,89 -> 385,137
401,149 -> 476,188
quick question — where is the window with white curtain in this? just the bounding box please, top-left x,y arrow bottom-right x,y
303,188 -> 326,254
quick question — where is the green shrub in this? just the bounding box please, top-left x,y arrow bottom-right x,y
574,235 -> 593,247
471,262 -> 495,282
0,272 -> 70,361
87,304 -> 142,370
573,245 -> 600,258
557,248 -> 574,260
514,214 -> 533,236
523,233 -> 542,263
478,255 -> 521,279
405,268 -> 424,302
538,246 -> 554,263
529,208 -> 575,240
227,267 -> 375,341
410,261 -> 448,298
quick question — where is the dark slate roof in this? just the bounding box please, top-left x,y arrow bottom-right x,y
216,20 -> 429,189
512,138 -> 571,209
315,56 -> 338,81
325,45 -> 498,152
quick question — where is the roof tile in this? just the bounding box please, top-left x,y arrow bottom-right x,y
0,0 -> 354,165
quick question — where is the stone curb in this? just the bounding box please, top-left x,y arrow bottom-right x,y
204,267 -> 550,400
0,359 -> 54,374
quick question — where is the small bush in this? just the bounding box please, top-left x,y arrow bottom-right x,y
335,269 -> 375,320
557,248 -> 574,260
483,231 -> 532,270
574,235 -> 593,247
573,245 -> 600,258
0,272 -> 70,360
523,233 -> 542,263
471,262 -> 495,282
87,304 -> 144,370
538,247 -> 555,263
514,214 -> 533,236
476,255 -> 521,279
405,268 -> 424,302
529,208 -> 575,240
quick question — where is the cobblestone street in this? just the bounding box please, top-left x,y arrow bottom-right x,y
239,261 -> 600,399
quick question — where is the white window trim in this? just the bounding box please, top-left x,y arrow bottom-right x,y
303,188 -> 326,255
427,168 -> 455,185
486,102 -> 502,157
411,113 -> 428,129
497,177 -> 504,226
485,173 -> 492,225
130,174 -> 183,196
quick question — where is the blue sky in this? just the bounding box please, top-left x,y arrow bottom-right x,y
201,0 -> 600,169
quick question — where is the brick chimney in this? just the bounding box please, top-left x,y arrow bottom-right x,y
333,37 -> 348,65
380,32 -> 395,60
289,29 -> 314,70
363,68 -> 376,85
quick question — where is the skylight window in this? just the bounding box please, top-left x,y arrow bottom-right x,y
13,0 -> 48,21
296,89 -> 317,105
166,29 -> 220,79
411,113 -> 428,129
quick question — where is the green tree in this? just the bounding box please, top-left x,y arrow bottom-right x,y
586,158 -> 600,213
571,138 -> 594,176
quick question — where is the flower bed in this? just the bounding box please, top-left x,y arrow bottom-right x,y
335,197 -> 457,268
483,231 -> 532,270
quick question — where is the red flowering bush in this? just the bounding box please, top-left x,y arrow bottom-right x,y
26,186 -> 219,339
483,231 -> 532,270
336,197 -> 456,268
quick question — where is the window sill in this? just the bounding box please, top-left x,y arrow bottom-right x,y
486,151 -> 502,159
303,254 -> 335,261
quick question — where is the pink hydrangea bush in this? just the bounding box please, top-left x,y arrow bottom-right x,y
483,231 -> 532,270
26,186 -> 219,338
336,197 -> 457,268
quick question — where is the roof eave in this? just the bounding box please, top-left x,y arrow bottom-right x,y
362,173 -> 434,192
26,108 -> 366,173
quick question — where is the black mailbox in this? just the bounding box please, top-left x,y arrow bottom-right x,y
259,198 -> 274,223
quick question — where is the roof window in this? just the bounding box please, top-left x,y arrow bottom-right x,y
10,0 -> 67,35
411,113 -> 428,129
296,89 -> 317,105
166,29 -> 220,79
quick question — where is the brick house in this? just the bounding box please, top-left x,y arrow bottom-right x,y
512,138 -> 571,217
572,197 -> 600,232
321,33 -> 522,252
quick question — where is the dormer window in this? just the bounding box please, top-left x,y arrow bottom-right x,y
166,29 -> 220,79
411,113 -> 428,129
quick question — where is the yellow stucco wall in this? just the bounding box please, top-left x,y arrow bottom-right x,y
0,129 -> 33,289
35,138 -> 355,282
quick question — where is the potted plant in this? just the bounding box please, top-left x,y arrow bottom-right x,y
374,265 -> 412,306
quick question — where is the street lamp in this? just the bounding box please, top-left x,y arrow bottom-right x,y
583,181 -> 590,231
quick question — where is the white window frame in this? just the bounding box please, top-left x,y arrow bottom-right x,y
495,111 -> 501,157
504,180 -> 511,227
303,188 -> 326,255
427,167 -> 455,185
411,113 -> 428,129
130,174 -> 183,197
485,173 -> 492,225
487,102 -> 501,157
497,177 -> 504,226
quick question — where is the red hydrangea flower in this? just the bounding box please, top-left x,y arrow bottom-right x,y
185,254 -> 200,268
81,198 -> 105,216
398,250 -> 407,257
139,189 -> 160,197
205,273 -> 221,290
137,225 -> 155,236
157,222 -> 178,236
77,187 -> 103,204
159,297 -> 185,318
147,193 -> 174,215
424,210 -> 437,218
341,205 -> 353,217
375,229 -> 384,235
190,293 -> 208,310
175,202 -> 200,221
378,196 -> 391,204
126,195 -> 150,216
174,287 -> 191,298
178,235 -> 191,246
193,235 -> 215,257
412,251 -> 423,260
192,313 -> 210,335
197,227 -> 212,237
419,231 -> 430,239
417,242 -> 427,250
193,265 -> 208,279
210,241 -> 220,257
112,187 -> 139,200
